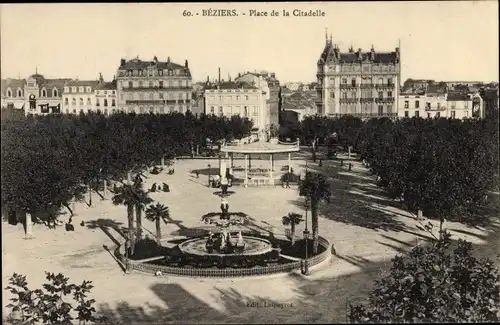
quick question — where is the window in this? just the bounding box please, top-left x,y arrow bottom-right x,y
387,91 -> 392,98
159,70 -> 163,76
342,78 -> 347,84
330,91 -> 335,99
437,103 -> 441,109
450,111 -> 456,118
71,87 -> 77,92
138,81 -> 143,87
351,78 -> 356,87
79,98 -> 84,105
244,106 -> 248,116
219,96 -> 222,101
128,81 -> 133,88
404,101 -> 409,109
245,95 -> 249,100
159,81 -> 163,88
51,89 -> 57,97
104,99 -> 108,107
64,98 -> 69,105
210,106 -> 215,114
351,91 -> 356,98
415,111 -> 420,118
451,102 -> 456,109
378,91 -> 383,99
436,112 -> 440,118
96,99 -> 100,106
236,95 -> 240,100
87,98 -> 91,105
6,89 -> 12,97
86,87 -> 91,92
149,81 -> 154,88
104,91 -> 107,95
342,92 -> 347,99
253,106 -> 258,114
415,100 -> 420,108
104,109 -> 108,115
388,78 -> 393,86
464,101 -> 469,109
159,92 -> 164,99
427,113 -> 431,118
378,78 -> 383,85
139,93 -> 144,100
465,111 -> 468,117
78,87 -> 83,93
72,98 -> 76,105
18,89 -> 23,97
64,87 -> 69,93
112,99 -> 116,106
404,110 -> 409,117
41,89 -> 47,97
219,106 -> 223,115
378,105 -> 384,116
426,102 -> 431,109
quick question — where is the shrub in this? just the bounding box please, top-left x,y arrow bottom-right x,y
4,272 -> 98,325
347,232 -> 500,323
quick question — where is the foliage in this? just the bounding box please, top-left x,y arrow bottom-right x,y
4,272 -> 98,325
145,203 -> 170,244
348,232 -> 500,323
1,112 -> 252,229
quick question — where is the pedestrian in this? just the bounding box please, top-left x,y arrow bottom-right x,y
331,243 -> 337,256
319,159 -> 323,167
340,159 -> 344,167
196,171 -> 199,179
285,174 -> 291,188
348,163 -> 352,171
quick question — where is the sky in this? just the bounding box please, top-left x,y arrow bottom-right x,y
1,2 -> 498,84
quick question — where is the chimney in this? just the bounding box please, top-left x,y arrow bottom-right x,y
167,56 -> 170,63
120,59 -> 126,66
349,45 -> 354,53
238,72 -> 241,78
99,72 -> 104,83
357,48 -> 363,60
153,56 -> 158,62
218,67 -> 221,84
185,59 -> 188,68
206,76 -> 209,83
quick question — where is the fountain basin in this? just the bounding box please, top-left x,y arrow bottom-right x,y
178,235 -> 273,257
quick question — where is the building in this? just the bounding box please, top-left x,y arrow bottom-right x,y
236,71 -> 281,127
1,78 -> 26,110
95,79 -> 118,115
24,74 -> 69,115
282,101 -> 316,121
116,56 -> 193,114
398,89 -> 483,119
316,35 -> 401,118
284,82 -> 302,91
63,78 -> 101,115
204,80 -> 267,139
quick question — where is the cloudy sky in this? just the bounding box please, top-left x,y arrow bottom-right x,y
1,2 -> 498,83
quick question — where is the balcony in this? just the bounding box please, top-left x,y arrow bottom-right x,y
121,86 -> 192,91
360,97 -> 374,103
339,98 -> 358,104
125,100 -> 165,105
340,84 -> 357,89
375,97 -> 395,103
375,84 -> 395,89
360,84 -> 373,89
425,106 -> 447,111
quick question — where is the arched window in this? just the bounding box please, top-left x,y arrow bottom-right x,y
41,88 -> 47,97
87,98 -> 91,105
53,89 -> 58,97
6,88 -> 12,97
96,99 -> 100,107
79,98 -> 84,105
17,89 -> 23,97
72,98 -> 76,105
64,98 -> 69,105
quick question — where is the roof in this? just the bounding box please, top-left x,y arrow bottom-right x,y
447,92 -> 471,101
65,80 -> 101,87
318,43 -> 399,64
1,78 -> 26,95
96,80 -> 117,90
221,140 -> 300,154
205,81 -> 257,90
119,58 -> 185,70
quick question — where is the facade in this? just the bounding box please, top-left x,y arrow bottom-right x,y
398,90 -> 483,119
236,71 -> 281,127
116,56 -> 193,114
316,36 -> 401,118
204,80 -> 267,139
24,74 -> 69,115
95,80 -> 118,115
63,79 -> 101,114
1,78 -> 26,110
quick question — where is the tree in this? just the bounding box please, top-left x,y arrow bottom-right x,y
282,212 -> 304,245
299,171 -> 331,254
348,233 -> 500,323
145,203 -> 170,244
111,184 -> 142,254
5,272 -> 98,325
133,180 -> 153,240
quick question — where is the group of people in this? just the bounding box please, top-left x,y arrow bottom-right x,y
150,182 -> 170,193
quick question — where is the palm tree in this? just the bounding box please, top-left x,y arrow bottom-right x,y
131,179 -> 153,240
111,183 -> 149,254
145,203 -> 170,244
282,212 -> 304,245
299,171 -> 331,254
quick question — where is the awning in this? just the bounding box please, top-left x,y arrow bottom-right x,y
14,102 -> 24,109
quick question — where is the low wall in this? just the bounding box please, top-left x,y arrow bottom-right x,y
114,236 -> 330,278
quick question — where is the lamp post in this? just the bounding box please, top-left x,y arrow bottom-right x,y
303,196 -> 310,275
207,164 -> 211,187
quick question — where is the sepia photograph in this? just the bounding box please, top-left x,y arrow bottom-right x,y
1,1 -> 499,324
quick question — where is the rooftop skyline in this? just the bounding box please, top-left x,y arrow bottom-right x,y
1,2 -> 498,84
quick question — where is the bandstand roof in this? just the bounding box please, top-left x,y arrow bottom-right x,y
220,140 -> 300,154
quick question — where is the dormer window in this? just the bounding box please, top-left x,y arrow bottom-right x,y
159,70 -> 163,76
64,87 -> 69,93
41,88 -> 47,97
17,89 -> 23,97
71,87 -> 77,92
52,89 -> 58,97
78,87 -> 84,93
86,87 -> 91,93
6,88 -> 12,97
